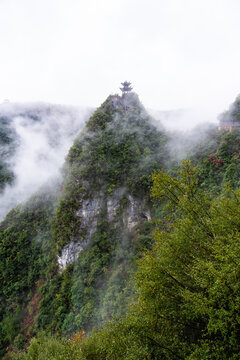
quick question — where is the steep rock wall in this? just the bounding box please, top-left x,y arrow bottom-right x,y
58,188 -> 151,270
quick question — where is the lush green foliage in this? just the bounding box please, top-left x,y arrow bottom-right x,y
134,161 -> 240,358
0,185 -> 59,358
38,93 -> 164,336
0,94 -> 163,358
5,93 -> 240,359
52,93 -> 167,250
11,162 -> 240,359
69,93 -> 167,191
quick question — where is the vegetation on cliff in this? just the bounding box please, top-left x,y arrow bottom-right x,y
0,93 -> 167,357
11,162 -> 240,359
2,93 -> 240,359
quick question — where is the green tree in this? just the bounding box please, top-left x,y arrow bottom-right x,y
134,161 -> 240,359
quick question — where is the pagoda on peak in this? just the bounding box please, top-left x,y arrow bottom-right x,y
120,81 -> 133,94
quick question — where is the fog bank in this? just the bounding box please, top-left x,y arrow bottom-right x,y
0,102 -> 92,220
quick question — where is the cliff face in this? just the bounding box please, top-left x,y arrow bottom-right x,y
58,188 -> 151,270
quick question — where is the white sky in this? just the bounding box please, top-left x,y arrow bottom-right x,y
0,0 -> 240,117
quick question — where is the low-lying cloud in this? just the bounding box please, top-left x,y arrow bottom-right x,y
0,102 -> 92,220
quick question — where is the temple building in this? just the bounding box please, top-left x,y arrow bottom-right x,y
218,121 -> 240,132
120,81 -> 133,94
218,95 -> 240,132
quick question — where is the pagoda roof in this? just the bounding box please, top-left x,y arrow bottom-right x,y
120,81 -> 133,92
121,81 -> 131,86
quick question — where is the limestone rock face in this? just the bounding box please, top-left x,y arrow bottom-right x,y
77,195 -> 105,239
57,188 -> 151,270
123,195 -> 151,230
58,241 -> 83,270
57,194 -> 104,270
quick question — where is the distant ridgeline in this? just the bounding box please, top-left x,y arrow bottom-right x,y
218,94 -> 240,131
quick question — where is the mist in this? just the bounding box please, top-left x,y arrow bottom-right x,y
0,93 -> 231,221
0,102 -> 92,220
149,106 -> 218,132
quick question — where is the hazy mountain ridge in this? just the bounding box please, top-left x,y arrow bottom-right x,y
1,93 -> 240,358
0,93 -> 168,356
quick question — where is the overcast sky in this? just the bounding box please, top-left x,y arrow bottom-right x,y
0,0 -> 240,118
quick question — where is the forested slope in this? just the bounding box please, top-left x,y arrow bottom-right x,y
0,93 -> 168,357
2,93 -> 240,359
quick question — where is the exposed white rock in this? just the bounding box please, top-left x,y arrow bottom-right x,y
123,195 -> 140,230
58,194 -> 105,270
108,190 -> 151,230
77,196 -> 104,233
107,187 -> 126,222
58,241 -> 83,270
58,188 -> 151,271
